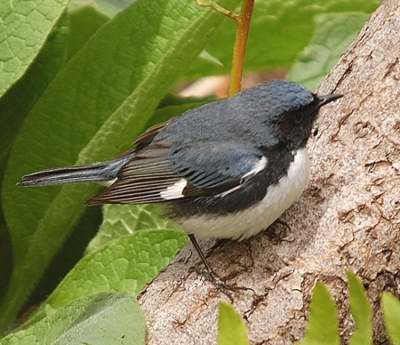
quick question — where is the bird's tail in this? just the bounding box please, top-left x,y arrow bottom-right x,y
18,157 -> 129,187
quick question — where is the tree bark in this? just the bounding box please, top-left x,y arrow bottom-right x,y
139,1 -> 400,343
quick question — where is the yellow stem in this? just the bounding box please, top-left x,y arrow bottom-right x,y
229,0 -> 255,96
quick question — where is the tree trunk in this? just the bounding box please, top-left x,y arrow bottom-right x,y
139,1 -> 400,343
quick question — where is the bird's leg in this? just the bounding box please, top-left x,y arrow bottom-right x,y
196,0 -> 240,23
189,235 -> 255,300
189,234 -> 216,276
189,234 -> 233,291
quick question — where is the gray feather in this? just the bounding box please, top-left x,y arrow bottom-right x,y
18,157 -> 130,187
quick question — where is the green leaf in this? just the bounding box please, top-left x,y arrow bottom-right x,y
0,0 -> 69,98
188,0 -> 379,77
218,302 -> 249,345
1,0 -> 240,330
288,13 -> 369,90
158,94 -> 213,108
382,293 -> 400,345
0,212 -> 11,299
64,2 -> 110,59
347,272 -> 373,345
297,282 -> 340,345
0,3 -> 109,164
91,0 -> 137,17
29,206 -> 102,308
0,159 -> 11,297
0,14 -> 68,164
0,0 -> 107,314
87,204 -> 174,252
46,229 -> 187,310
0,293 -> 145,345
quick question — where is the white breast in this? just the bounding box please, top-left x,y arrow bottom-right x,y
177,148 -> 310,240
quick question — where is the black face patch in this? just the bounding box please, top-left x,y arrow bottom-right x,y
276,100 -> 320,151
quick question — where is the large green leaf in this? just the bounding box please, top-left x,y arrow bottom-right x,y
0,159 -> 11,297
92,0 -> 137,16
158,93 -> 213,108
297,282 -> 340,345
189,0 -> 379,77
87,204 -> 174,252
47,229 -> 187,310
0,210 -> 11,298
1,0 -> 240,330
0,0 -> 107,318
0,14 -> 68,164
288,13 -> 368,90
218,302 -> 249,345
0,0 -> 69,98
27,206 -> 102,310
0,3 -> 109,164
64,2 -> 110,59
347,272 -> 373,345
382,293 -> 400,345
0,293 -> 145,345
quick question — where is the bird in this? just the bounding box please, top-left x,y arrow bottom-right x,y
19,80 -> 342,278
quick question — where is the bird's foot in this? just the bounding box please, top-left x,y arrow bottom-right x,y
188,235 -> 253,299
193,265 -> 235,300
194,265 -> 256,303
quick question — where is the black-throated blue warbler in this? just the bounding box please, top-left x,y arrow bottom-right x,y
19,80 -> 342,276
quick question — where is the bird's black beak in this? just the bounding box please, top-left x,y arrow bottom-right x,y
317,94 -> 343,107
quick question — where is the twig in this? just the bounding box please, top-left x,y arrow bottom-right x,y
229,0 -> 255,96
196,0 -> 256,96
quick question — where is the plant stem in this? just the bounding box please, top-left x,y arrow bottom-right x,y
197,0 -> 240,21
229,0 -> 255,96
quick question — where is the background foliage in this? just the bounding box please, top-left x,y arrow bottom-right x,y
0,0 -> 391,342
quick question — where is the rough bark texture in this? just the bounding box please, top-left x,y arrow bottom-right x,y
139,1 -> 400,343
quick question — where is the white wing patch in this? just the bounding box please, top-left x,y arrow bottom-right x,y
160,178 -> 188,200
242,156 -> 267,180
98,178 -> 117,187
219,156 -> 267,197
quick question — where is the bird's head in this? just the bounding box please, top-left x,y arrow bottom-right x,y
237,80 -> 343,149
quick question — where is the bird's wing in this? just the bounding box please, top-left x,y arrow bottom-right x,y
88,141 -> 266,205
132,121 -> 170,151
